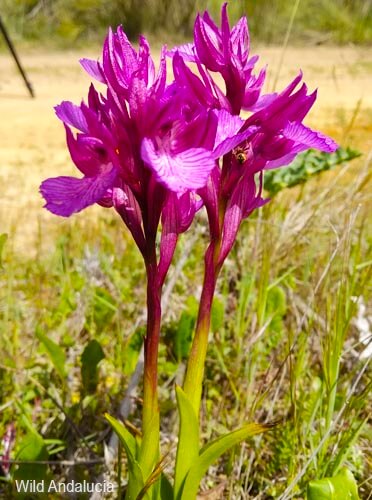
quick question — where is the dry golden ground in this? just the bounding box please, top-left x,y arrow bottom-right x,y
0,45 -> 371,255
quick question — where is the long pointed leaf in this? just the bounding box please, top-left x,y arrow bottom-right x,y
160,474 -> 174,500
137,455 -> 169,500
36,327 -> 66,380
180,422 -> 274,499
174,386 -> 200,499
105,413 -> 145,499
139,413 -> 160,480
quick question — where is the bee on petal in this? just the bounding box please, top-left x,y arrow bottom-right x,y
235,150 -> 247,164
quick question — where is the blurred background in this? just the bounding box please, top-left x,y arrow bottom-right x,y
1,0 -> 372,45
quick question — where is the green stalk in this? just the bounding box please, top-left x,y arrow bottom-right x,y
183,197 -> 226,418
182,245 -> 219,417
183,189 -> 227,416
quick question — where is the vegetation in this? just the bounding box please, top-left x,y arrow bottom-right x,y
0,1 -> 371,498
0,144 -> 370,497
1,0 -> 372,46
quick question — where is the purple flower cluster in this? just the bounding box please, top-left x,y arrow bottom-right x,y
40,3 -> 337,270
40,6 -> 339,487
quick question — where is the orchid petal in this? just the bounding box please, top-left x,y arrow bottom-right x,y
141,138 -> 215,192
172,111 -> 217,153
214,109 -> 244,145
265,153 -> 298,170
248,92 -> 278,112
194,14 -> 224,71
79,58 -> 106,83
167,43 -> 196,62
40,165 -> 117,217
172,53 -> 214,107
151,45 -> 167,96
113,185 -> 146,253
283,122 -> 338,153
158,193 -> 179,285
116,26 -> 139,80
221,3 -> 231,60
242,67 -> 267,110
219,174 -> 263,264
138,35 -> 155,85
213,129 -> 256,159
198,166 -> 220,239
231,17 -> 249,64
65,126 -> 108,176
55,101 -> 88,133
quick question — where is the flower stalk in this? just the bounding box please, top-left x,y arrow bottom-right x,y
183,198 -> 226,416
183,244 -> 219,416
140,247 -> 161,477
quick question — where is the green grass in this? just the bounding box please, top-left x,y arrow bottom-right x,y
0,147 -> 370,498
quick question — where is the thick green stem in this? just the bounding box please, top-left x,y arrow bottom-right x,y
183,193 -> 227,418
183,243 -> 220,417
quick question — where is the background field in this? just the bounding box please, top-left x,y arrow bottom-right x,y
0,1 -> 371,499
1,0 -> 372,45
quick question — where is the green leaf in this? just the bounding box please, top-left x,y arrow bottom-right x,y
81,339 -> 105,393
93,287 -> 117,329
14,431 -> 49,482
137,455 -> 168,500
174,296 -> 198,361
36,327 -> 66,380
174,386 -> 199,499
211,297 -> 224,332
138,413 -> 160,486
105,413 -> 145,500
265,286 -> 287,344
307,468 -> 360,499
180,422 -> 274,499
264,147 -> 361,196
16,432 -> 47,462
160,474 -> 174,500
0,233 -> 7,269
175,312 -> 195,361
124,328 -> 144,375
331,418 -> 368,476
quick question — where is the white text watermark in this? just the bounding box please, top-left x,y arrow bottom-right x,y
15,479 -> 115,494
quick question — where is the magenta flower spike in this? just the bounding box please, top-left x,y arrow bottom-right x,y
39,27 -> 219,490
169,3 -> 271,114
172,4 -> 338,417
40,32 -> 219,249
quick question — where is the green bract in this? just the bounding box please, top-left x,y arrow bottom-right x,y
307,468 -> 360,500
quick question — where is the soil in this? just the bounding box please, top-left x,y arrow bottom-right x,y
0,46 -> 371,255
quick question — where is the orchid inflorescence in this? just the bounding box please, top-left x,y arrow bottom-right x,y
40,3 -> 337,498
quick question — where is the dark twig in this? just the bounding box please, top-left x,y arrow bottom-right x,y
0,15 -> 34,97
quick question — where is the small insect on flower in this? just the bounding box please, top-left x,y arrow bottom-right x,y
234,148 -> 247,164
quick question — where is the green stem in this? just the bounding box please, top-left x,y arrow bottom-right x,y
183,192 -> 228,418
183,242 -> 220,417
183,190 -> 228,418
